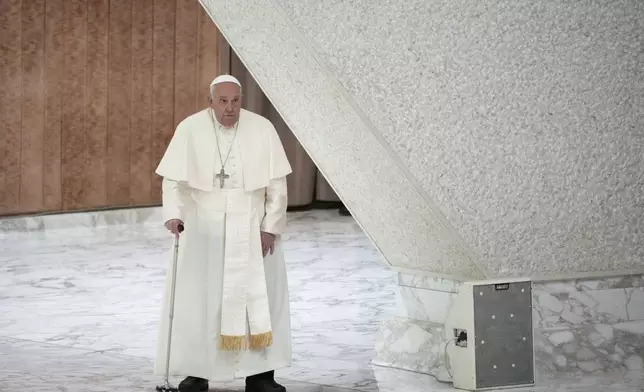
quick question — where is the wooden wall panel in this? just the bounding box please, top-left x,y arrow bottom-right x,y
42,0 -> 64,210
173,0 -> 199,123
150,0 -> 176,201
130,0 -> 154,204
20,0 -> 46,211
1,0 -> 23,212
0,1 -> 7,211
85,0 -> 109,208
61,0 -> 87,210
107,0 -> 132,206
0,0 -> 228,216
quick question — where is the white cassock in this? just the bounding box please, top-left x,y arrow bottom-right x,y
153,108 -> 293,381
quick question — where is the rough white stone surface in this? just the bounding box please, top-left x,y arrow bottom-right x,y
198,0 -> 486,278
273,0 -> 644,277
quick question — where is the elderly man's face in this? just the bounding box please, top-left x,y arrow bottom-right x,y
210,82 -> 241,127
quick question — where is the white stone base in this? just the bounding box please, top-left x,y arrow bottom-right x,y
0,206 -> 163,232
372,317 -> 452,382
534,276 -> 644,375
372,272 -> 462,381
374,269 -> 644,380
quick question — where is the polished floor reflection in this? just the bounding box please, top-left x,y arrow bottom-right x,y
1,210 -> 643,391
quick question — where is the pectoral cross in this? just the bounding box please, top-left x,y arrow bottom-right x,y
216,168 -> 230,188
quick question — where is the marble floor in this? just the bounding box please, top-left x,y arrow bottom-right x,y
1,209 -> 643,392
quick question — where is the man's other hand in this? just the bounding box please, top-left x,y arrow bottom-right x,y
261,232 -> 276,257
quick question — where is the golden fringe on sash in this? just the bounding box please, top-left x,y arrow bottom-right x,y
249,331 -> 273,350
219,335 -> 247,351
219,332 -> 273,351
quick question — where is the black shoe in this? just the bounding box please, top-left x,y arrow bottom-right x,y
245,379 -> 286,392
245,371 -> 286,392
178,376 -> 209,392
270,380 -> 286,392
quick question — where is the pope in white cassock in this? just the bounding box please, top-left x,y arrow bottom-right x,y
153,74 -> 293,392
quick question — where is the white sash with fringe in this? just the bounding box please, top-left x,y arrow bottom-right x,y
219,192 -> 273,351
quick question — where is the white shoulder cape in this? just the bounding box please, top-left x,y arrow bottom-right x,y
155,108 -> 292,192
